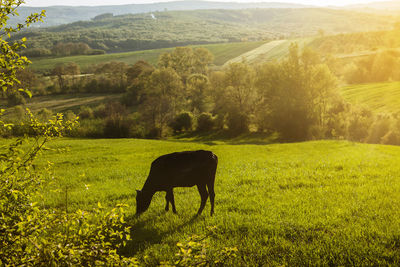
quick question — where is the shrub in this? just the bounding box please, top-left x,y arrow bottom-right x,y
67,118 -> 104,138
87,49 -> 106,55
346,108 -> 373,142
64,110 -> 77,121
13,105 -> 25,120
146,127 -> 162,139
366,114 -> 391,144
170,112 -> 193,133
0,4 -> 137,265
227,112 -> 249,135
381,130 -> 400,145
103,115 -> 133,138
157,227 -> 238,266
6,91 -> 26,106
197,113 -> 214,132
21,47 -> 51,57
79,106 -> 94,119
37,108 -> 53,121
93,103 -> 107,118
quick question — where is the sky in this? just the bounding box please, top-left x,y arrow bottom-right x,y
22,0 -> 391,7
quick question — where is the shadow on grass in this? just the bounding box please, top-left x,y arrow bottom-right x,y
120,213 -> 202,257
168,131 -> 280,146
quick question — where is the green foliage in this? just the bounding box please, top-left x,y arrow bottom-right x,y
227,111 -> 249,135
37,107 -> 53,121
310,30 -> 400,55
29,41 -> 266,72
51,42 -> 91,56
0,112 -> 121,266
160,227 -> 238,266
211,62 -> 256,134
0,4 -> 138,265
255,43 -> 337,140
79,106 -> 94,119
21,47 -> 52,57
196,113 -> 215,132
170,112 -> 193,133
104,116 -> 133,138
159,47 -> 213,82
139,67 -> 184,137
0,0 -> 45,93
344,50 -> 400,84
12,8 -> 394,55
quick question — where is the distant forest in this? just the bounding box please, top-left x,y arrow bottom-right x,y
13,8 -> 395,54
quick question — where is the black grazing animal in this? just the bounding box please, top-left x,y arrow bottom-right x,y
136,150 -> 218,216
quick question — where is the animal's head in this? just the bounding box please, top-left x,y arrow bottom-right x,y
136,190 -> 152,215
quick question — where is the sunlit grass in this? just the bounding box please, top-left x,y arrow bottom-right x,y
225,37 -> 315,66
341,81 -> 400,113
27,138 -> 400,265
29,41 -> 267,72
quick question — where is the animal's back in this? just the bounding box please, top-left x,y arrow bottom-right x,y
147,150 -> 217,188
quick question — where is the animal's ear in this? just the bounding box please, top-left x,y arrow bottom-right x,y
136,190 -> 141,194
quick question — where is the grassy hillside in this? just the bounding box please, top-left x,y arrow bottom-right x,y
14,1 -> 312,27
32,138 -> 400,265
29,41 -> 267,72
224,37 -> 315,65
341,81 -> 400,113
310,30 -> 400,55
16,8 -> 394,53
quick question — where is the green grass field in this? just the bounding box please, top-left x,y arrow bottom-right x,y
1,94 -> 122,119
29,41 -> 267,72
224,37 -> 315,66
33,138 -> 400,265
341,81 -> 400,113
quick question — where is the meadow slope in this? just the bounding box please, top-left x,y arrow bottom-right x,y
30,41 -> 267,72
224,38 -> 315,66
34,138 -> 400,265
341,81 -> 400,113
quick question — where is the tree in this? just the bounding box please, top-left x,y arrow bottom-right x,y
159,47 -> 214,83
95,61 -> 129,90
211,62 -> 257,133
126,60 -> 154,84
139,67 -> 184,137
169,112 -> 193,133
186,74 -> 210,113
256,44 -> 337,140
52,63 -> 66,91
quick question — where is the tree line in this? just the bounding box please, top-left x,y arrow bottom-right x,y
5,44 -> 400,145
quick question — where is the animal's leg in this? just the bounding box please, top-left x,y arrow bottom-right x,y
165,191 -> 170,211
207,181 -> 215,216
165,189 -> 177,213
170,189 -> 177,214
197,184 -> 209,215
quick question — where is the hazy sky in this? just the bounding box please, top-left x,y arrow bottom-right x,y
23,0 -> 390,7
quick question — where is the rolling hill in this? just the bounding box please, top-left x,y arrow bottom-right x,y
29,41 -> 267,72
16,1 -> 313,27
15,8 -> 395,53
15,1 -> 400,27
340,81 -> 400,114
224,37 -> 315,65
